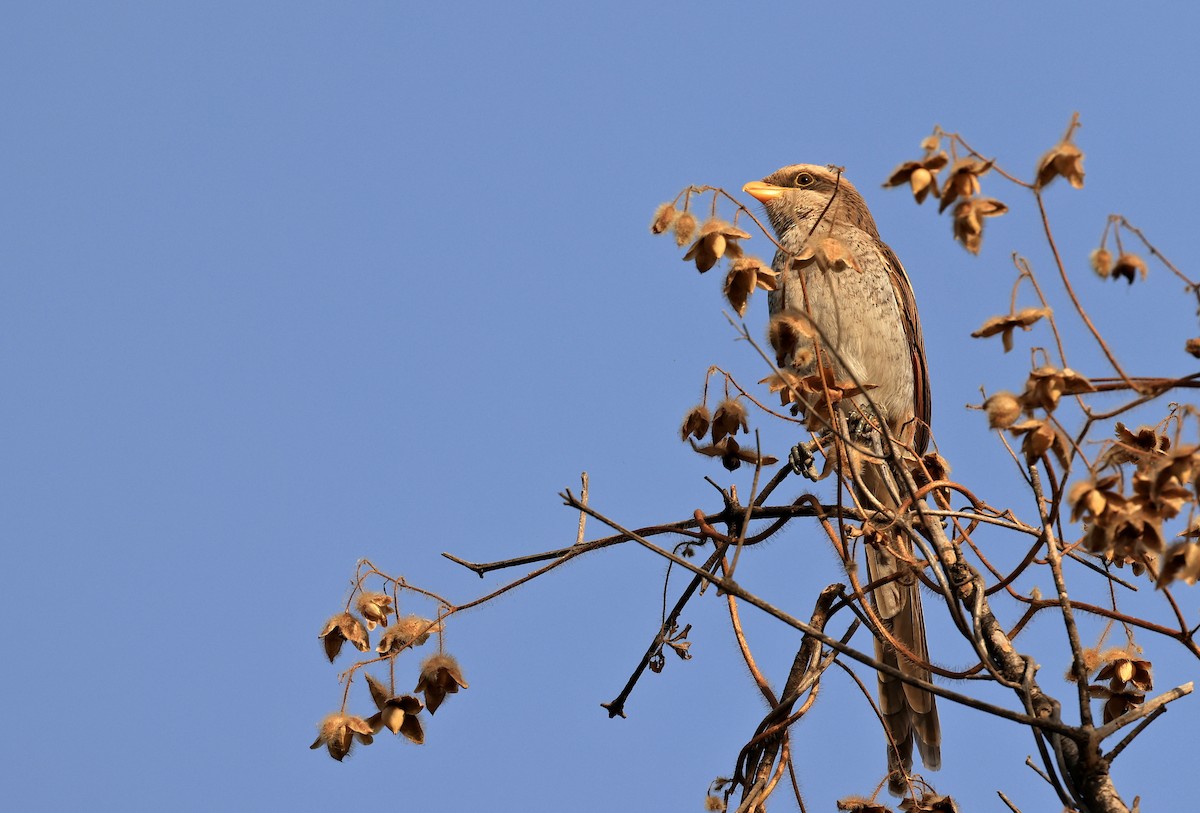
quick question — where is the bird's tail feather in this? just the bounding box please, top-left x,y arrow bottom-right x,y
858,462 -> 941,794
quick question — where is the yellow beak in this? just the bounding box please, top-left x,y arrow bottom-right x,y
742,181 -> 785,203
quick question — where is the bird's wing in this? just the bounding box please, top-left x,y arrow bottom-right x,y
880,241 -> 930,454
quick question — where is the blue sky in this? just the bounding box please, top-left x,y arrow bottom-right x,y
5,2 -> 1199,810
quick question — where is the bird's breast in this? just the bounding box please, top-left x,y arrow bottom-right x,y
769,228 -> 915,426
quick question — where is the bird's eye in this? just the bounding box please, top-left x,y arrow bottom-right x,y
794,172 -> 815,187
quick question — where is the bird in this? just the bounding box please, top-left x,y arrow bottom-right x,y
742,164 -> 940,792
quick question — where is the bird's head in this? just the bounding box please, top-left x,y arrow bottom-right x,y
742,164 -> 879,246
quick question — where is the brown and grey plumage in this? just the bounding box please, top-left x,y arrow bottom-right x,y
743,164 -> 940,790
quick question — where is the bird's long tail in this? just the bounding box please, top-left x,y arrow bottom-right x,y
858,463 -> 941,795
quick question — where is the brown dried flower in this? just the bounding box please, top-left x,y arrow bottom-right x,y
983,391 -> 1022,429
319,612 -> 370,662
1117,422 -> 1171,456
1009,418 -> 1066,464
1186,338 -> 1200,359
883,151 -> 950,204
683,219 -> 752,273
1096,653 -> 1153,692
377,615 -> 443,656
767,310 -> 815,367
1136,446 -> 1198,518
970,307 -> 1050,352
309,712 -> 375,761
1111,253 -> 1147,284
761,368 -> 804,409
689,436 -> 777,471
1090,247 -> 1113,278
711,398 -> 749,443
415,652 -> 469,713
1102,422 -> 1171,467
355,592 -> 394,631
938,158 -> 993,213
952,197 -> 1008,254
680,404 -> 711,442
1102,689 -> 1145,724
1158,536 -> 1200,586
673,211 -> 698,247
1069,475 -> 1123,523
1088,506 -> 1165,565
1019,366 -> 1095,412
723,256 -> 775,316
364,674 -> 425,743
650,203 -> 677,234
792,236 -> 862,274
1035,140 -> 1085,189
836,798 -> 891,813
913,450 -> 951,485
1070,451 -> 1196,567
900,793 -> 960,813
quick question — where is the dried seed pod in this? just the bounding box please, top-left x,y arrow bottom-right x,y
650,203 -> 677,234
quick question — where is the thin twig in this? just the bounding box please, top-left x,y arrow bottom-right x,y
997,790 -> 1024,813
1093,682 -> 1193,741
574,472 -> 588,545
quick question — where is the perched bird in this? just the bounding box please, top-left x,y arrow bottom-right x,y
743,164 -> 940,791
